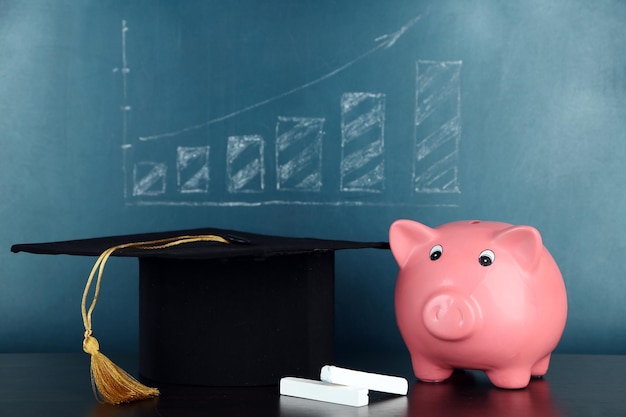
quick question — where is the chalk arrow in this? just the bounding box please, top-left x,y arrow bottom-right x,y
375,14 -> 423,49
140,13 -> 423,141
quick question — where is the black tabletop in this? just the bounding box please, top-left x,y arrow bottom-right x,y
0,352 -> 624,417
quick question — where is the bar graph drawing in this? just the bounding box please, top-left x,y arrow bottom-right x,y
118,14 -> 462,207
133,162 -> 166,197
276,117 -> 325,192
340,92 -> 386,193
177,146 -> 210,194
227,135 -> 265,194
414,61 -> 462,193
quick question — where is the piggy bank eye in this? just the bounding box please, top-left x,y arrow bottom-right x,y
429,245 -> 443,261
479,249 -> 495,266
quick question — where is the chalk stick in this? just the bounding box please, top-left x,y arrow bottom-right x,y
279,377 -> 369,407
320,365 -> 408,395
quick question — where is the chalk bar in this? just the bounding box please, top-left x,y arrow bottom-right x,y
320,365 -> 408,395
280,377 -> 369,407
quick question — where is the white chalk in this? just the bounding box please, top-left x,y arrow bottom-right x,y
320,365 -> 409,395
279,377 -> 369,407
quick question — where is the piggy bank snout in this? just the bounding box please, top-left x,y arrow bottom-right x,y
422,293 -> 477,341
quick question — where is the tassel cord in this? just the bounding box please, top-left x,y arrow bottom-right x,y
81,234 -> 230,335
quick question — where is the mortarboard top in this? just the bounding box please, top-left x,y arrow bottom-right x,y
12,227 -> 389,392
10,227 -> 389,259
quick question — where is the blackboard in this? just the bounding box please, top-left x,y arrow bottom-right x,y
2,0 -> 626,355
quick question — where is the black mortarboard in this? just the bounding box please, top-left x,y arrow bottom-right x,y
11,227 -> 388,403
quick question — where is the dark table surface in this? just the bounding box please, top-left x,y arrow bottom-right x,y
0,352 -> 624,417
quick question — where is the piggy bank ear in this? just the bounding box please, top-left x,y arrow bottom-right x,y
389,220 -> 437,268
493,225 -> 543,271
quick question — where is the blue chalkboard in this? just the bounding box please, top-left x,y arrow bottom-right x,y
2,0 -> 626,354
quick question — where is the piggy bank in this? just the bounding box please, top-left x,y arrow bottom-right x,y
390,220 -> 567,389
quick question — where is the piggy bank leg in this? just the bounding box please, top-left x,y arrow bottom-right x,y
410,352 -> 454,383
530,354 -> 552,377
485,368 -> 532,389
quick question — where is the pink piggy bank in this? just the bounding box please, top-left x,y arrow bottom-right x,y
390,220 -> 567,389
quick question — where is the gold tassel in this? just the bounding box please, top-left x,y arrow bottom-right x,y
81,234 -> 229,404
83,333 -> 160,404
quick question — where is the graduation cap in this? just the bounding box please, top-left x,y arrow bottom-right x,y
11,227 -> 389,404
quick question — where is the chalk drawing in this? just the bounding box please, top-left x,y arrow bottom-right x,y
137,14 -> 423,142
413,60 -> 462,193
227,135 -> 265,193
177,146 -> 210,193
113,20 -> 132,199
340,92 -> 386,192
119,13 -> 463,207
133,162 -> 167,196
276,117 -> 324,191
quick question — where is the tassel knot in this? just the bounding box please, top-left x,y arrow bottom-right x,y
83,334 -> 100,355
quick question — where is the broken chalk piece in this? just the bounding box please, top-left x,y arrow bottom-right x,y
279,377 -> 369,407
320,365 -> 409,395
